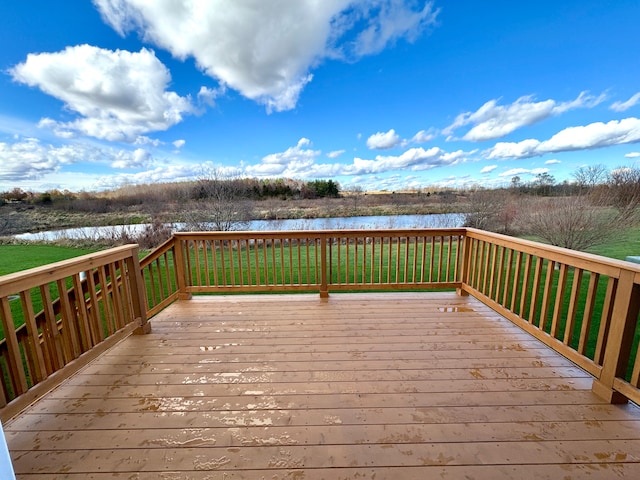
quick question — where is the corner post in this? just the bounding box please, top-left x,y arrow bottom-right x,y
592,269 -> 640,403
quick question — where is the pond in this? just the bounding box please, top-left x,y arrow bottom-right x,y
14,213 -> 465,241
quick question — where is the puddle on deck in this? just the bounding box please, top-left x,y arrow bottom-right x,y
438,307 -> 475,313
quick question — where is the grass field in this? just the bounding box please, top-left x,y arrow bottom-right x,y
0,244 -> 98,277
585,227 -> 640,260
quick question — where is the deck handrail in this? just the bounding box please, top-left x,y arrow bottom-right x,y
0,245 -> 149,420
167,229 -> 467,297
458,228 -> 640,405
2,228 -> 640,420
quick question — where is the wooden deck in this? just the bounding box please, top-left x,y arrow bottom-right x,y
5,292 -> 640,479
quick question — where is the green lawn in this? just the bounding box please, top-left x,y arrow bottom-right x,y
0,244 -> 98,276
586,227 -> 640,260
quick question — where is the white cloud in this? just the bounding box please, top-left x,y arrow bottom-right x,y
172,139 -> 186,150
545,159 -> 561,165
11,45 -> 194,142
0,139 -> 65,182
611,93 -> 640,112
367,128 -> 437,150
480,165 -> 497,173
245,138 -> 470,179
410,129 -> 436,143
110,148 -> 153,169
625,152 -> 640,158
197,85 -> 226,107
133,136 -> 162,147
444,92 -> 605,141
347,1 -> 440,57
366,129 -> 401,149
0,138 -> 157,183
498,167 -> 549,178
246,138 -> 322,176
486,139 -> 541,159
487,117 -> 640,159
348,147 -> 466,175
93,0 -> 438,112
326,149 -> 346,159
93,164 -> 204,190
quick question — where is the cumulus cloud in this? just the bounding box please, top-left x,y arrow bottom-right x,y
173,139 -> 186,149
487,117 -> 640,159
367,128 -> 438,150
10,45 -> 194,142
197,85 -> 226,107
0,139 -> 65,182
444,91 -> 605,141
93,0 -> 438,112
326,149 -> 346,159
545,159 -> 561,165
0,138 -> 156,182
348,147 -> 466,175
366,129 -> 401,149
498,167 -> 549,177
346,1 -> 440,57
480,165 -> 497,174
93,164 -> 206,190
625,152 -> 640,158
244,138 -> 470,179
110,148 -> 153,169
410,129 -> 436,143
133,136 -> 162,147
611,93 -> 640,112
246,138 -> 322,176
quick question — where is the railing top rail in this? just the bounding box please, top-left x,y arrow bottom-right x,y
0,244 -> 139,298
173,228 -> 468,240
139,236 -> 176,269
465,228 -> 640,280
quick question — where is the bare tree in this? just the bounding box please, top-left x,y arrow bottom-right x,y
183,168 -> 253,231
463,189 -> 518,234
345,185 -> 364,212
517,195 -> 624,251
607,166 -> 640,216
572,164 -> 608,190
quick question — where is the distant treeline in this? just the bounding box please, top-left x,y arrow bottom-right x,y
0,178 -> 340,212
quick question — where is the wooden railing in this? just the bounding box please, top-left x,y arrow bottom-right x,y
2,228 -> 640,418
460,228 -> 640,405
150,230 -> 466,299
0,245 -> 148,420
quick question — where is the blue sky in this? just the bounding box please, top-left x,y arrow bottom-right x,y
1,0 -> 639,193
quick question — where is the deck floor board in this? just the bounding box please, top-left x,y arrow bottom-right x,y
5,292 -> 640,479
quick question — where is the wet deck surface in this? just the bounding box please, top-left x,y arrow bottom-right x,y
5,292 -> 640,479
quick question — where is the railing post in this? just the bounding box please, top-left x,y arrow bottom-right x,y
457,233 -> 471,297
320,236 -> 329,298
173,236 -> 192,300
592,269 -> 640,403
127,246 -> 151,335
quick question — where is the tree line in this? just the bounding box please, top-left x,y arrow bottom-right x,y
464,165 -> 640,250
0,177 -> 340,211
3,164 -> 639,252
